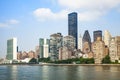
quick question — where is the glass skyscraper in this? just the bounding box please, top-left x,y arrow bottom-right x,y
68,12 -> 78,49
82,30 -> 91,53
39,38 -> 49,58
93,30 -> 102,41
6,38 -> 17,60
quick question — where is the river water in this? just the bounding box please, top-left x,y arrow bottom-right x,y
0,65 -> 120,80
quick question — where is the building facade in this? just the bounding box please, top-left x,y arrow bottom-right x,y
39,38 -> 49,58
35,46 -> 40,58
68,12 -> 78,49
92,37 -> 105,64
28,51 -> 36,58
78,34 -> 82,50
59,46 -> 73,60
63,35 -> 75,49
93,30 -> 102,41
82,30 -> 91,54
59,35 -> 75,60
109,37 -> 118,62
49,33 -> 63,61
104,30 -> 111,47
17,51 -> 22,60
6,38 -> 17,60
43,39 -> 49,58
116,36 -> 120,59
39,38 -> 44,58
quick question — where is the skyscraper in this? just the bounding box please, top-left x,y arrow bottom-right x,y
109,36 -> 120,62
63,35 -> 75,49
68,12 -> 78,49
93,30 -> 102,41
109,37 -> 117,62
39,38 -> 44,58
49,33 -> 63,61
82,30 -> 91,53
115,36 -> 120,58
104,30 -> 111,47
6,38 -> 17,60
92,37 -> 106,64
39,38 -> 49,58
78,34 -> 82,50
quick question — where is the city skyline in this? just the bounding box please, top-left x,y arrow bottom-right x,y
0,0 -> 120,58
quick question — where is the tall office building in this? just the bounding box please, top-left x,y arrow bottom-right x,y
78,34 -> 82,50
59,35 -> 75,60
115,36 -> 120,59
63,35 -> 75,49
6,38 -> 17,60
43,39 -> 49,58
59,46 -> 73,60
93,30 -> 102,41
39,38 -> 44,58
92,37 -> 105,64
49,33 -> 63,61
39,38 -> 49,58
82,30 -> 91,53
68,12 -> 78,49
103,30 -> 111,47
109,37 -> 118,62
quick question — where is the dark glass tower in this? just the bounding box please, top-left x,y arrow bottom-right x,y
93,30 -> 102,41
83,30 -> 91,43
82,30 -> 91,52
68,12 -> 78,49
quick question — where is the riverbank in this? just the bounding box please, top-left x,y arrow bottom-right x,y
0,63 -> 120,66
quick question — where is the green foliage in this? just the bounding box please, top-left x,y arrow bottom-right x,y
102,55 -> 111,64
38,57 -> 50,62
37,57 -> 95,64
115,60 -> 118,64
54,58 -> 94,64
29,58 -> 37,64
79,58 -> 94,64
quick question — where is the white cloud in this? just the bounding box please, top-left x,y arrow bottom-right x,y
118,7 -> 120,13
79,10 -> 106,21
58,0 -> 120,21
0,23 -> 8,27
0,19 -> 19,27
8,19 -> 19,24
33,8 -> 69,22
58,0 -> 120,10
33,0 -> 120,22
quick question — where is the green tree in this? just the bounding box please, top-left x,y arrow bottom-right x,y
102,55 -> 111,64
38,57 -> 50,62
29,58 -> 37,64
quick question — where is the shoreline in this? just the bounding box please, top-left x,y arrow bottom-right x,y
0,63 -> 120,66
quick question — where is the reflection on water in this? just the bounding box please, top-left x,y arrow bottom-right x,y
11,65 -> 17,80
0,65 -> 120,80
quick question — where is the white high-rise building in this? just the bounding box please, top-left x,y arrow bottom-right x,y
39,38 -> 49,58
78,34 -> 82,50
109,37 -> 118,62
104,30 -> 111,47
6,38 -> 17,60
43,39 -> 49,58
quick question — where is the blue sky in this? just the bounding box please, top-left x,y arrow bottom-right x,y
0,0 -> 120,58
